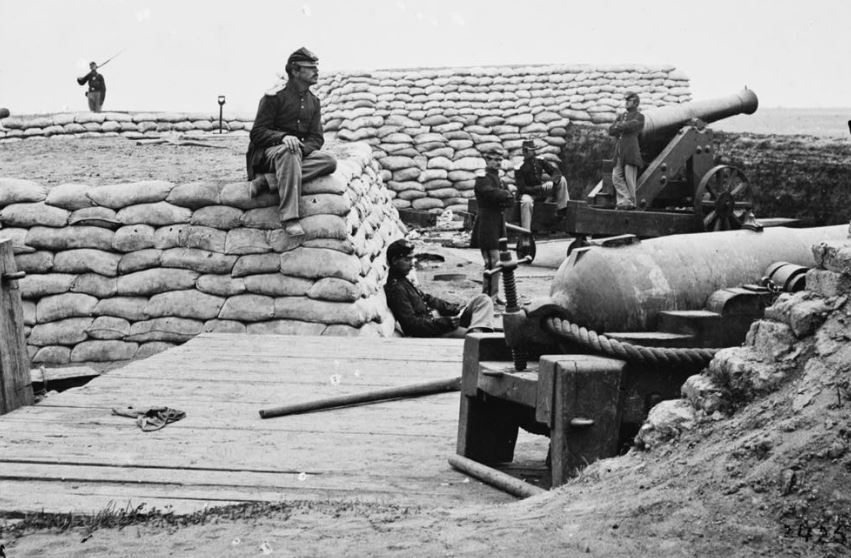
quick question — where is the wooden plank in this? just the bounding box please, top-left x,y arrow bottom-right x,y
0,239 -> 33,414
0,462 -> 506,504
30,366 -> 100,384
0,334 -> 548,515
0,398 -> 461,435
477,367 -> 539,408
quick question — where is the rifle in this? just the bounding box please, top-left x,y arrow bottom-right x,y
96,49 -> 125,70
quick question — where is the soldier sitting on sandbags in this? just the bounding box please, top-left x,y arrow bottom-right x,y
245,47 -> 338,237
383,239 -> 495,338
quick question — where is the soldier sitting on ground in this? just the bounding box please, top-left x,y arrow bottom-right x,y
383,239 -> 495,338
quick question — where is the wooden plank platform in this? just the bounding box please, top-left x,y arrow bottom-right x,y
0,334 -> 548,515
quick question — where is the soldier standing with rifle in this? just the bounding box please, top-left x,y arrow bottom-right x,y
608,92 -> 644,210
77,61 -> 106,113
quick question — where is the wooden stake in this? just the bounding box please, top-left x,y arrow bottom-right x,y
0,240 -> 33,414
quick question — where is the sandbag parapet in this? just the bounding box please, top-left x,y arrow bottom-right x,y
0,141 -> 406,364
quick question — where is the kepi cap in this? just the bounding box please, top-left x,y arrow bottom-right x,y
287,47 -> 319,68
386,238 -> 415,262
521,139 -> 538,150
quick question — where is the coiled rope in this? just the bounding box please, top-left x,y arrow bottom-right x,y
544,315 -> 722,367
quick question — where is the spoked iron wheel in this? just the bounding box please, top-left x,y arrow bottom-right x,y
694,165 -> 753,231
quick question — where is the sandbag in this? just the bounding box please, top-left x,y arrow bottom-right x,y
94,297 -> 149,321
0,202 -> 69,228
280,247 -> 361,282
299,193 -> 352,218
14,251 -> 53,273
45,183 -> 96,210
196,274 -> 247,296
26,226 -> 114,251
28,317 -> 93,346
224,228 -> 271,255
19,273 -> 76,299
166,181 -> 223,209
301,238 -> 355,254
0,178 -> 47,206
272,296 -> 372,327
302,173 -> 348,196
86,180 -> 175,209
71,273 -> 118,298
161,247 -> 237,274
126,317 -> 203,343
306,277 -> 362,302
116,201 -> 191,226
69,206 -> 121,229
145,290 -> 226,320
117,268 -> 200,296
202,319 -> 247,334
153,225 -> 188,249
240,207 -> 282,229
32,345 -> 71,365
243,273 -> 313,297
231,253 -> 281,278
218,294 -> 275,321
53,249 -> 121,276
135,342 -> 177,359
178,226 -> 227,253
246,320 -> 325,336
87,316 -> 131,340
36,293 -> 98,323
113,224 -> 156,252
71,340 -> 139,362
118,249 -> 163,274
190,205 -> 244,229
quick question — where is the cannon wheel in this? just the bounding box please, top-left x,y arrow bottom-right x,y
515,233 -> 536,263
694,165 -> 753,231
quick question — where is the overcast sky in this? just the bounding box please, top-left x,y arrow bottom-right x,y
1,0 -> 849,117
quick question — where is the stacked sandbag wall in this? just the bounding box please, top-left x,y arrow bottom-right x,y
312,64 -> 691,214
0,112 -> 254,141
1,64 -> 692,212
0,142 -> 405,364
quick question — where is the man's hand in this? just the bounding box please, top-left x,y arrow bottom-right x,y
281,135 -> 303,153
448,315 -> 461,329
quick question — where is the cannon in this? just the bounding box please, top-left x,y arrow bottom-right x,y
562,89 -> 779,247
0,108 -> 9,120
456,225 -> 847,488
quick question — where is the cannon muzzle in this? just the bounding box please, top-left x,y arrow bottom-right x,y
640,88 -> 758,140
0,108 -> 9,120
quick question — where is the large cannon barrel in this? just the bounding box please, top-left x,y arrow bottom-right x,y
640,88 -> 758,140
549,225 -> 847,333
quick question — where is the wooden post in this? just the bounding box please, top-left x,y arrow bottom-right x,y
0,239 -> 33,414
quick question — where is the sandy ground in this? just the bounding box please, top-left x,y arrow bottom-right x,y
1,136 -> 848,557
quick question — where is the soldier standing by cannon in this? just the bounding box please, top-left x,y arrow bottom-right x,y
77,61 -> 106,113
608,93 -> 645,210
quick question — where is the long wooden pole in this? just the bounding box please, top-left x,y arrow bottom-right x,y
259,377 -> 461,419
0,240 -> 33,415
448,454 -> 545,499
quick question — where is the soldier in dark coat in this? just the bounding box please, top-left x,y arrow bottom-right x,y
473,149 -> 514,304
383,239 -> 495,337
608,92 -> 645,210
76,62 -> 106,113
246,47 -> 337,236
